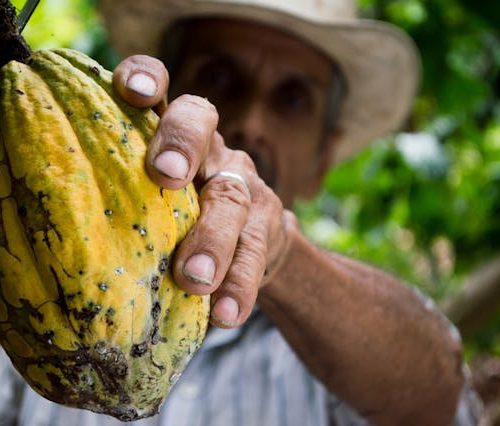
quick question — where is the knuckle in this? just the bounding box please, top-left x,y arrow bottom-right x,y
175,94 -> 219,118
213,132 -> 225,148
223,256 -> 264,314
268,188 -> 283,210
234,227 -> 268,270
258,178 -> 275,198
165,97 -> 219,141
242,224 -> 268,254
196,219 -> 236,251
165,113 -> 205,145
225,265 -> 260,303
229,269 -> 258,295
202,178 -> 252,210
233,149 -> 256,171
252,175 -> 282,209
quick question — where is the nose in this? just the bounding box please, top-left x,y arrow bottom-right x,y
221,102 -> 277,187
222,100 -> 266,148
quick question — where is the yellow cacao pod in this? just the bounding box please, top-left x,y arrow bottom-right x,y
0,48 -> 210,421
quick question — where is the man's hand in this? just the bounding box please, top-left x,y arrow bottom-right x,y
113,55 -> 290,329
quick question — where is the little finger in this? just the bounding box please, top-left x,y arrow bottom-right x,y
209,209 -> 269,328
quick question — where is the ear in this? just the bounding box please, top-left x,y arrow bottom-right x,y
298,127 -> 343,199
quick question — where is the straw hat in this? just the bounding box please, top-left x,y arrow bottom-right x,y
99,0 -> 420,164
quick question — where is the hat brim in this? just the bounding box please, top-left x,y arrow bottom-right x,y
100,0 -> 421,164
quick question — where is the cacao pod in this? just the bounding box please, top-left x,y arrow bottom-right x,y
0,48 -> 210,421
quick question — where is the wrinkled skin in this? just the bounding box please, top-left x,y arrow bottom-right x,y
113,21 -> 336,328
112,19 -> 466,426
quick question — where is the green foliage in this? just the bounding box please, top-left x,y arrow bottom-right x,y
11,0 -> 119,68
298,0 -> 500,354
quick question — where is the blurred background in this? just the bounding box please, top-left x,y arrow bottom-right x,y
12,0 -> 500,419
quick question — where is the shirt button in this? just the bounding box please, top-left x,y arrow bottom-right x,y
178,382 -> 201,399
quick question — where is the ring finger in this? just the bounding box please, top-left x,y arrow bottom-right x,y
172,166 -> 254,297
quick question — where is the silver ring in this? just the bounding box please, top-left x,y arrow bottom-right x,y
209,171 -> 251,196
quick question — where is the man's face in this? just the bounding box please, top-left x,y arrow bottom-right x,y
169,19 -> 339,207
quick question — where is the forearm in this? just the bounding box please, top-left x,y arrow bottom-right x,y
258,215 -> 465,426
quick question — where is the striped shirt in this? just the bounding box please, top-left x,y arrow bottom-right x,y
0,310 -> 482,426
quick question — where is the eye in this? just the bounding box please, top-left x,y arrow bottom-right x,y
272,78 -> 313,115
192,58 -> 240,101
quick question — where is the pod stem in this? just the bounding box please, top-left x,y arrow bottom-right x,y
0,0 -> 31,68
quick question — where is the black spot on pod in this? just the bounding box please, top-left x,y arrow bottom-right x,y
74,302 -> 101,323
151,275 -> 160,292
90,66 -> 100,76
132,224 -> 147,236
98,282 -> 109,292
104,209 -> 113,216
15,89 -> 24,95
158,258 -> 169,274
105,307 -> 115,326
92,111 -> 102,120
131,342 -> 148,357
17,205 -> 27,217
151,302 -> 161,320
151,326 -> 161,345
44,330 -> 55,345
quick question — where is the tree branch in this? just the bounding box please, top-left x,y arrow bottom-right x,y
440,254 -> 500,336
0,0 -> 31,67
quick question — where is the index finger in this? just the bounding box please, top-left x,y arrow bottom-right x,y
112,55 -> 169,109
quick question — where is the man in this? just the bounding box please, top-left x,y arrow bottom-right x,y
0,0 -> 482,425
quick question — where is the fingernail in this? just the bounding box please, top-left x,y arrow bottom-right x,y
184,254 -> 215,285
154,151 -> 189,180
126,73 -> 157,97
212,297 -> 239,325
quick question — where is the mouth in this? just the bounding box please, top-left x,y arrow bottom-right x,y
220,128 -> 278,190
